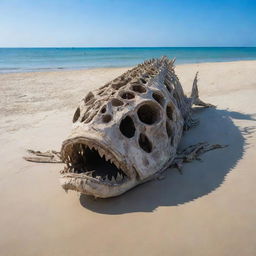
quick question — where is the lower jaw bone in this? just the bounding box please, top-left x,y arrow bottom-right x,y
60,175 -> 140,198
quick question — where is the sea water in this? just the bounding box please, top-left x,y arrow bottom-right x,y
0,47 -> 256,73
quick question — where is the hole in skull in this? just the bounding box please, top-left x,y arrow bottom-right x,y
137,102 -> 161,125
166,103 -> 174,120
139,133 -> 152,153
121,91 -> 135,100
102,114 -> 112,123
73,108 -> 80,123
101,106 -> 106,113
111,98 -> 124,107
166,121 -> 172,138
84,92 -> 94,104
131,84 -> 146,93
140,78 -> 147,84
152,91 -> 165,107
112,80 -> 127,90
119,116 -> 135,138
66,143 -> 127,181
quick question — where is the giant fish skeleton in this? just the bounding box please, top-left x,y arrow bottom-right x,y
24,57 -> 226,198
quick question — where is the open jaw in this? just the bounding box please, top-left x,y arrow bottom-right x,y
60,138 -> 139,198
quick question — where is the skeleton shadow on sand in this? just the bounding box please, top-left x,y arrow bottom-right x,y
80,108 -> 256,214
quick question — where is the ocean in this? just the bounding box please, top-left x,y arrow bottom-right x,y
0,47 -> 256,73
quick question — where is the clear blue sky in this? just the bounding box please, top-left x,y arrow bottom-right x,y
0,0 -> 255,47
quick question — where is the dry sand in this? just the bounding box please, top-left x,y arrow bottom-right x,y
0,61 -> 256,256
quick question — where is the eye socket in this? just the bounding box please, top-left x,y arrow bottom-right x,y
119,116 -> 135,138
73,108 -> 80,123
137,102 -> 161,125
139,133 -> 152,153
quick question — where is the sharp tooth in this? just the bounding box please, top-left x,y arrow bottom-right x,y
99,149 -> 104,158
80,145 -> 83,155
110,176 -> 114,183
116,173 -> 122,182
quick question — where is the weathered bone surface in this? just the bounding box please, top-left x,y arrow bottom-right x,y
24,57 -> 224,198
59,56 -> 219,198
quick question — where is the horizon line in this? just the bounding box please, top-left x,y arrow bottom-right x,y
0,46 -> 256,49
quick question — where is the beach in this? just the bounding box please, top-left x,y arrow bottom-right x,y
0,60 -> 256,255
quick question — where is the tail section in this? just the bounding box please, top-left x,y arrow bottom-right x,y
190,72 -> 215,108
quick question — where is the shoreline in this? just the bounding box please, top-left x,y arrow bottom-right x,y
1,58 -> 256,75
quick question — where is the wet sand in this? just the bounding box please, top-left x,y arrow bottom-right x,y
0,60 -> 256,256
